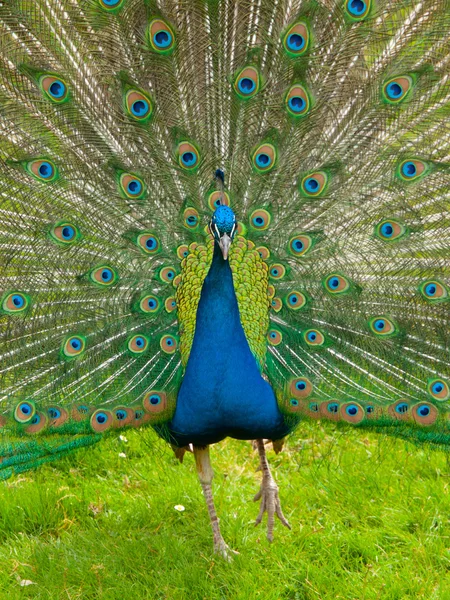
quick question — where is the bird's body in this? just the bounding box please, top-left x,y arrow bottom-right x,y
0,0 -> 449,557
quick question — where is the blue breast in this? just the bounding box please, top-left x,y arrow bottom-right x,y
168,243 -> 290,447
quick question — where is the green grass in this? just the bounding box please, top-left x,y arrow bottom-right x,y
1,422 -> 450,599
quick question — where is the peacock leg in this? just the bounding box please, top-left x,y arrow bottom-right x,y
253,438 -> 291,542
193,445 -> 238,561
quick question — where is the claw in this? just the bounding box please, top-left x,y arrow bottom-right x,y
213,536 -> 240,561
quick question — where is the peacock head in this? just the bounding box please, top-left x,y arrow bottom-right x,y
210,205 -> 237,260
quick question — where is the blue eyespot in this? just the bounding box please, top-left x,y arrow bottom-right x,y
347,0 -> 366,15
61,225 -> 75,240
327,403 -> 339,413
380,223 -> 394,237
186,215 -> 198,226
432,382 -> 444,394
294,240 -> 303,251
49,80 -> 66,99
425,283 -> 437,297
256,153 -> 271,168
96,412 -> 108,424
238,77 -> 256,95
135,409 -> 144,419
401,161 -> 417,178
116,409 -> 127,420
131,99 -> 149,117
288,96 -> 306,113
181,152 -> 196,167
127,179 -> 142,195
307,331 -> 317,342
386,82 -> 403,100
418,405 -> 430,417
12,294 -> 25,308
288,294 -> 298,306
48,408 -> 61,419
270,268 -> 279,277
395,402 -> 409,414
253,216 -> 264,226
304,177 -> 319,193
101,268 -> 113,282
366,405 -> 374,413
31,414 -> 41,425
290,399 -> 299,407
21,403 -> 32,415
70,338 -> 81,350
135,336 -> 145,348
270,332 -> 277,339
309,402 -> 319,412
328,277 -> 340,289
103,0 -> 120,4
78,405 -> 89,414
150,394 -> 161,405
38,161 -> 54,179
154,30 -> 172,48
346,404 -> 359,416
146,237 -> 157,251
374,319 -> 385,331
286,33 -> 305,51
296,380 -> 307,391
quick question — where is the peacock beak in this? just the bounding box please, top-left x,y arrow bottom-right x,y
219,233 -> 232,260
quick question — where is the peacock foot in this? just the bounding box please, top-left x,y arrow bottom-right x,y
253,438 -> 291,542
213,534 -> 239,562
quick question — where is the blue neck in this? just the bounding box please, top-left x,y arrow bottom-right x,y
168,242 -> 289,446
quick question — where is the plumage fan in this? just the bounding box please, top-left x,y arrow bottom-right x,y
0,0 -> 449,560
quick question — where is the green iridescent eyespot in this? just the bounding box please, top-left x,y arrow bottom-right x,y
285,84 -> 311,117
39,75 -> 70,103
418,280 -> 448,303
382,75 -> 413,104
50,222 -> 81,245
124,89 -> 153,122
369,316 -> 398,337
374,219 -> 408,242
252,144 -> 277,173
1,292 -> 31,315
323,274 -> 351,295
282,21 -> 310,57
26,159 -> 59,182
147,18 -> 176,54
233,66 -> 260,99
177,142 -> 201,171
119,172 -> 146,199
396,159 -> 429,182
127,334 -> 150,355
89,265 -> 119,286
345,0 -> 372,20
249,209 -> 271,231
61,334 -> 87,359
303,329 -> 325,346
300,171 -> 329,197
428,378 -> 449,401
134,293 -> 161,315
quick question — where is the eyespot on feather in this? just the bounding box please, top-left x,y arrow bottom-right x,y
267,329 -> 282,346
369,316 -> 397,337
428,379 -> 449,401
165,296 -> 177,313
137,294 -> 161,314
374,219 -> 407,242
285,84 -> 310,117
177,142 -> 200,170
143,391 -> 167,413
14,400 -> 36,424
290,377 -> 313,399
340,402 -> 364,424
112,406 -> 134,428
249,209 -> 271,231
62,335 -> 86,359
382,76 -> 413,104
184,207 -> 200,230
412,402 -> 438,426
159,266 -> 177,283
177,244 -> 189,260
300,171 -> 328,197
208,191 -> 230,210
233,66 -> 260,99
269,264 -> 286,280
324,274 -> 351,294
283,22 -> 310,57
48,406 -> 69,427
119,173 -> 146,199
125,90 -> 153,121
71,404 -> 93,421
285,291 -> 307,310
345,0 -> 371,20
2,292 -> 30,314
26,159 -> 58,182
319,401 -> 340,421
160,334 -> 178,354
388,400 -> 411,421
397,159 -> 428,182
99,0 -> 125,11
252,144 -> 277,173
89,266 -> 118,286
25,412 -> 48,434
90,409 -> 113,433
271,297 -> 282,312
288,235 -> 313,257
127,334 -> 149,354
137,233 -> 160,255
256,246 -> 270,260
50,222 -> 80,244
147,18 -> 175,53
39,75 -> 69,103
303,329 -> 325,346
418,280 -> 448,302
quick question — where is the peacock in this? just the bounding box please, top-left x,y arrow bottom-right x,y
0,0 -> 449,561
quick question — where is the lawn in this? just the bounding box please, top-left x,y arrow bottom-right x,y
0,421 -> 450,599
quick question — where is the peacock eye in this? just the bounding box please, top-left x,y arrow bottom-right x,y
267,329 -> 283,346
207,191 -> 230,211
165,296 -> 177,313
234,66 -> 260,99
160,334 -> 178,354
249,209 -> 271,231
345,0 -> 371,19
39,75 -> 69,103
339,402 -> 365,423
138,294 -> 161,314
159,266 -> 177,283
143,390 -> 167,413
14,400 -> 36,423
147,19 -> 175,53
119,173 -> 146,199
125,90 -> 153,121
285,84 -> 310,117
99,0 -> 124,9
256,246 -> 270,260
412,402 -> 438,425
2,292 -> 30,314
428,378 -> 449,401
419,280 -> 448,302
369,316 -> 397,337
137,233 -> 160,255
324,274 -> 350,294
283,22 -> 310,56
89,265 -> 118,286
374,219 -> 407,242
300,171 -> 328,197
128,334 -> 149,354
252,144 -> 277,173
303,329 -> 325,346
177,142 -> 200,170
269,264 -> 286,280
397,159 -> 429,182
382,76 -> 413,104
90,409 -> 113,432
288,235 -> 313,257
62,335 -> 86,358
285,291 -> 307,310
26,159 -> 58,182
184,207 -> 200,230
51,222 -> 80,244
290,377 -> 313,398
